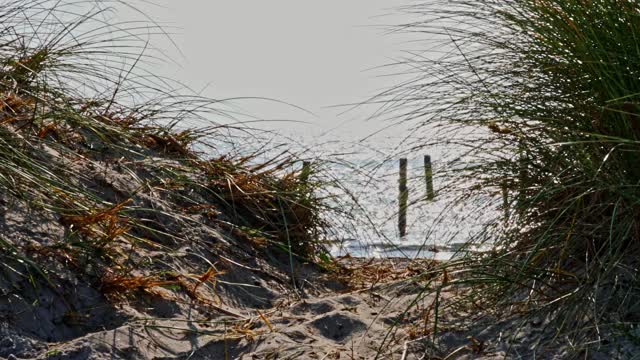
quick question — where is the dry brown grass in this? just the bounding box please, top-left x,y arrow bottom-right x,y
334,257 -> 438,290
60,199 -> 132,245
100,266 -> 225,305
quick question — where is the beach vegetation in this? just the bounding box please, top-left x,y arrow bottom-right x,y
382,0 -> 640,356
0,0 -> 329,306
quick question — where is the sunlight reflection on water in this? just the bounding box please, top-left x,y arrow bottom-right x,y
205,125 -> 500,259
282,130 -> 501,259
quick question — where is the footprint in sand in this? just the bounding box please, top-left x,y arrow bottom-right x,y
309,312 -> 366,341
290,300 -> 335,315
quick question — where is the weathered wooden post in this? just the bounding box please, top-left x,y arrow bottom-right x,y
517,143 -> 527,210
399,158 -> 408,237
502,181 -> 509,221
300,161 -> 311,183
424,155 -> 435,200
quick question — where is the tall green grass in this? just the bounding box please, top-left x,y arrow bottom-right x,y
383,0 -> 640,355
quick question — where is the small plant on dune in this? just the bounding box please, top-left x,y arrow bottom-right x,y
382,0 -> 640,356
201,154 -> 327,257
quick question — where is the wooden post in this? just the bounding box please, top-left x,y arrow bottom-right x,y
517,143 -> 526,209
502,181 -> 509,221
424,155 -> 435,200
399,158 -> 408,237
300,161 -> 311,183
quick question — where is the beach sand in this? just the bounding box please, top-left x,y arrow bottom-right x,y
0,114 -> 629,360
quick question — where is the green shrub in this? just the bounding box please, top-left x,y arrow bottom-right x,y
387,0 -> 640,354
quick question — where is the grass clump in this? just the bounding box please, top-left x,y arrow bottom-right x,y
383,0 -> 640,355
0,0 -> 329,308
201,155 -> 326,257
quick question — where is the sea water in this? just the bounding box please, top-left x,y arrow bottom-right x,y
242,127 -> 502,260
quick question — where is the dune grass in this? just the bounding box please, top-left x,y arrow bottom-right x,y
378,0 -> 640,356
0,0 -> 331,305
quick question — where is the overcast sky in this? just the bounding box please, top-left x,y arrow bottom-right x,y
120,0 -> 411,140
